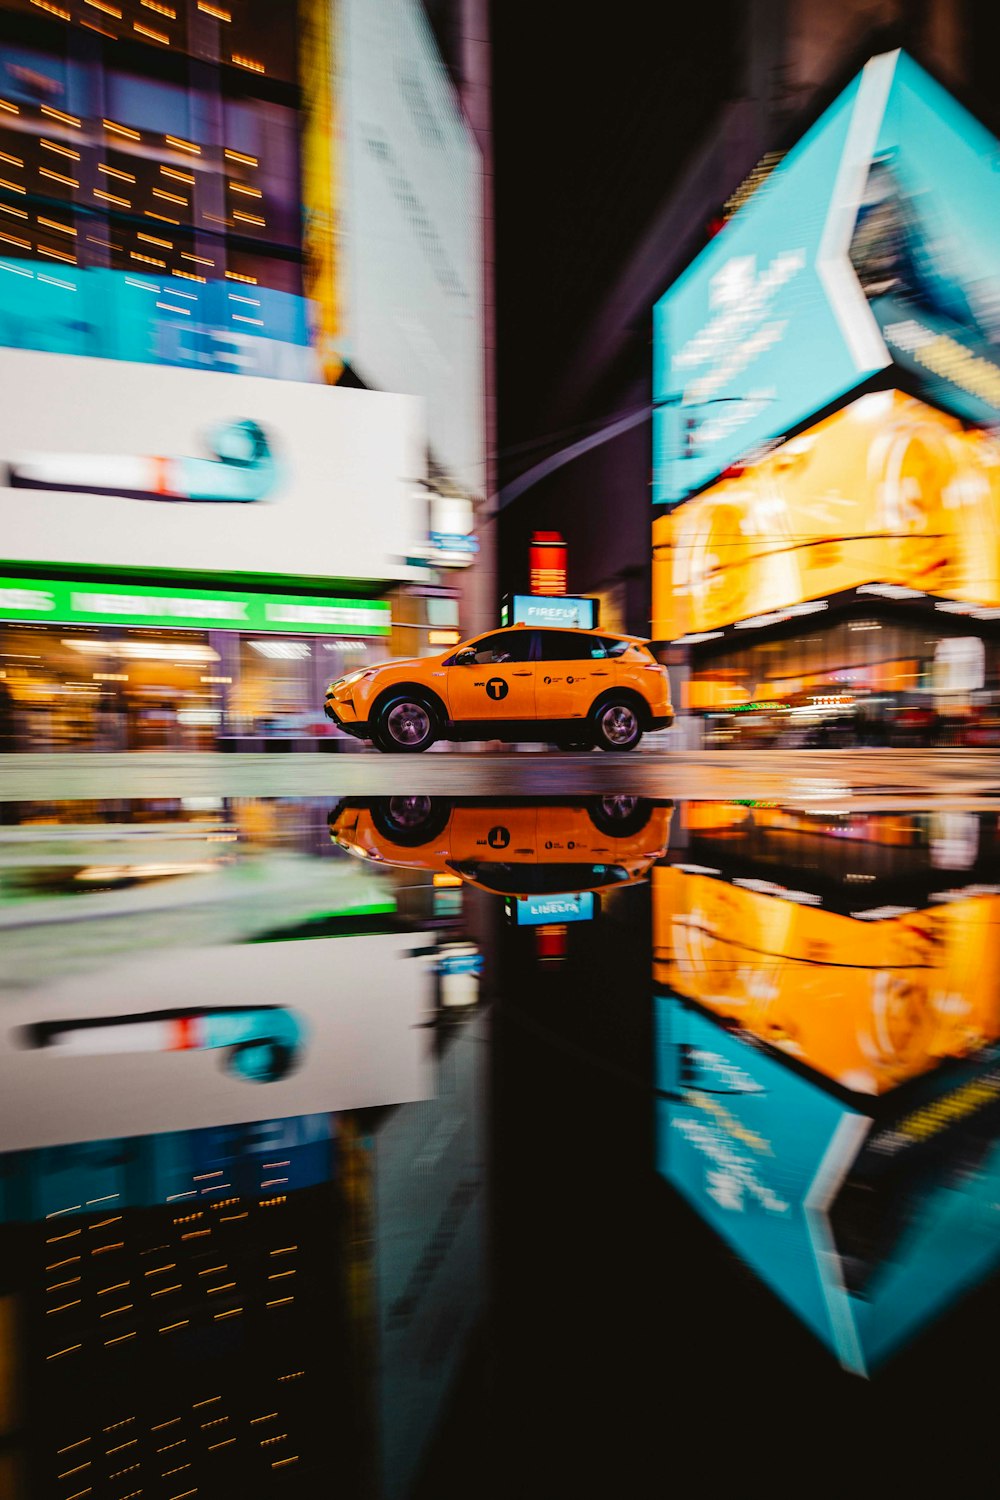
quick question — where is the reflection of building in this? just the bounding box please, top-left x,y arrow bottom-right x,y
0,1020 -> 487,1497
0,1053 -> 488,1497
0,1113 -> 363,1497
0,791 -> 490,1493
0,0 -> 492,750
654,804 -> 1000,1373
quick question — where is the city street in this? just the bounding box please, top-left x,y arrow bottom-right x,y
3,748 -> 1000,805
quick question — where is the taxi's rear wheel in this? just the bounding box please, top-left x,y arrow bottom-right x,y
370,796 -> 451,846
587,795 -> 652,836
590,695 -> 643,752
372,692 -> 439,753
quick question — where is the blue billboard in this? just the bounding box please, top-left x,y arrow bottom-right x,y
0,262 -> 316,381
653,50 -> 1000,502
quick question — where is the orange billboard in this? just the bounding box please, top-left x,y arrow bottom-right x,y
653,864 -> 1000,1095
652,390 -> 1000,639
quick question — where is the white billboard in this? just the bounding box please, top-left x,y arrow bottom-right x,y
340,0 -> 484,500
0,934 -> 435,1149
0,347 -> 426,584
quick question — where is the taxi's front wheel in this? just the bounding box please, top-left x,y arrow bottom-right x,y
372,693 -> 439,753
591,696 -> 643,752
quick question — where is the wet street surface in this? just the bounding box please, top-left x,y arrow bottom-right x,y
4,748 -> 1000,806
3,781 -> 1000,1494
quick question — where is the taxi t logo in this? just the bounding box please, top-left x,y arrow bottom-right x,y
485,677 -> 509,701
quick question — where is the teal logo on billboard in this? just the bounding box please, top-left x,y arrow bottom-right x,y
654,50 -> 1000,502
8,418 -> 280,503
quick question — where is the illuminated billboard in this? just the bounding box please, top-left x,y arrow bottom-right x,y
0,266 -> 316,381
505,595 -> 598,629
656,996 -> 1000,1375
0,347 -> 425,590
338,0 -> 483,498
652,390 -> 1000,638
653,864 -> 1000,1095
654,50 -> 1000,503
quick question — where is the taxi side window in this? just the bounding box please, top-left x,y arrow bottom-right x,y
467,630 -> 536,665
601,638 -> 650,659
538,632 -> 606,661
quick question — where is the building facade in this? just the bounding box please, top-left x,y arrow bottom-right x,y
0,0 -> 492,750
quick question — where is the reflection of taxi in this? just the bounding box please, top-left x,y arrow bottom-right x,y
324,624 -> 673,752
329,796 -> 673,898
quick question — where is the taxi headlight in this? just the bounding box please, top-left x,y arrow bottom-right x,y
330,668 -> 376,692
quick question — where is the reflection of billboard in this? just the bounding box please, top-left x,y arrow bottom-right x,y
0,348 -> 424,586
0,934 -> 434,1149
654,50 -> 1000,503
339,0 -> 483,497
656,996 -> 1000,1375
513,892 -> 595,925
652,390 -> 1000,638
653,865 -> 1000,1095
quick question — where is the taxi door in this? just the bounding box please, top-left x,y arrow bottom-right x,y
446,629 -> 537,724
534,630 -> 610,722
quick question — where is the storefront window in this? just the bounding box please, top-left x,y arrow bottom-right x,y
0,624 -> 223,750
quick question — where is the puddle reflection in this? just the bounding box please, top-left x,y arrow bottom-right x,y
655,802 -> 1000,1376
2,793 -> 1000,1490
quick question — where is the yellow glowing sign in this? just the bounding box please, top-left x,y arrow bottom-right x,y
653,864 -> 1000,1095
652,390 -> 1000,639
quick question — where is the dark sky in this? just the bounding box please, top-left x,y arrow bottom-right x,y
490,2 -> 742,467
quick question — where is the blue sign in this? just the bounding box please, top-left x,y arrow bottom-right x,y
510,594 -> 598,629
430,532 -> 479,553
0,262 -> 315,380
653,50 -> 1000,503
515,892 -> 595,925
437,949 -> 484,976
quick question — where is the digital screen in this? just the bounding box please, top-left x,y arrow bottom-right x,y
510,595 -> 597,629
652,390 -> 1000,637
653,50 -> 1000,504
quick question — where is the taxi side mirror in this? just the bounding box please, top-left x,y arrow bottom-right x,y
454,648 -> 477,665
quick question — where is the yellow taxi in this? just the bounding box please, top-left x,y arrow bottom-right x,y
329,796 -> 673,899
324,623 -> 673,751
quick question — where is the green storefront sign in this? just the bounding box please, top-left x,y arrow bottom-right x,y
0,576 -> 391,636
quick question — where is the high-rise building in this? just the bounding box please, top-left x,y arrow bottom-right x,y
0,0 -> 493,750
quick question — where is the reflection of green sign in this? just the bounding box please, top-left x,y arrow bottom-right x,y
0,575 -> 391,635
